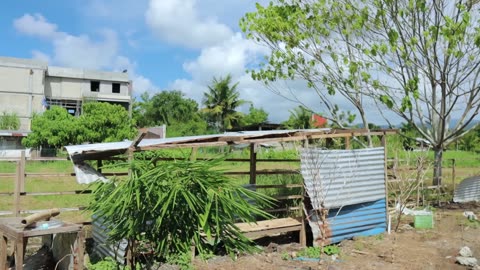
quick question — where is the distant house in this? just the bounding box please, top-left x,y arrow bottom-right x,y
311,114 -> 328,128
0,56 -> 132,131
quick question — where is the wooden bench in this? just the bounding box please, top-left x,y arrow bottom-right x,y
235,217 -> 306,246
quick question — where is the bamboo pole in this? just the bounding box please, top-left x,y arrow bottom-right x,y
21,208 -> 60,227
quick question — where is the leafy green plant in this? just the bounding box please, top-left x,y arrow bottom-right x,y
89,158 -> 274,269
0,111 -> 20,130
165,251 -> 194,270
323,245 -> 340,256
297,245 -> 340,258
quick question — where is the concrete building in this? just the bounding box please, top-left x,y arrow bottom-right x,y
0,56 -> 132,131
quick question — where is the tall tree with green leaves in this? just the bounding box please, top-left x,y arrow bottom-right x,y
203,75 -> 247,132
282,106 -> 313,129
241,104 -> 269,126
77,102 -> 136,143
0,112 -> 20,130
242,0 -> 480,185
22,106 -> 78,148
134,90 -> 208,136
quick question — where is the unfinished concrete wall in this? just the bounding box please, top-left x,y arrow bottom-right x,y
0,57 -> 46,130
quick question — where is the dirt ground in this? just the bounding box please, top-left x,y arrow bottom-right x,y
195,204 -> 480,270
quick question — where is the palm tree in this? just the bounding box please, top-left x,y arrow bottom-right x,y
282,106 -> 313,129
203,74 -> 246,132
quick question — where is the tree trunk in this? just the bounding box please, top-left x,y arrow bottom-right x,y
433,147 -> 443,186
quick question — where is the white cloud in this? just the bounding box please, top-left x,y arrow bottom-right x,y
183,33 -> 269,81
145,0 -> 233,49
13,13 -> 156,94
31,50 -> 51,63
13,13 -> 60,39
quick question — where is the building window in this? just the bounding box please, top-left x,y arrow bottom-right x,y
90,81 -> 100,92
112,83 -> 120,93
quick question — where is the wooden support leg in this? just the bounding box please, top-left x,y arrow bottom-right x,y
0,234 -> 7,270
75,230 -> 85,270
300,204 -> 307,247
15,240 -> 24,270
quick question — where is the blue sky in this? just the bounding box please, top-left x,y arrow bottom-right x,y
0,0 -> 390,124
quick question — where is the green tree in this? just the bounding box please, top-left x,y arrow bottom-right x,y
77,102 -> 136,143
282,106 -> 313,129
0,112 -> 20,130
132,92 -> 153,128
203,75 -> 247,132
22,106 -> 78,148
242,0 -> 480,185
134,90 -> 209,136
241,104 -> 269,126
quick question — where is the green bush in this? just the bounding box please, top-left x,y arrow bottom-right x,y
89,159 -> 274,268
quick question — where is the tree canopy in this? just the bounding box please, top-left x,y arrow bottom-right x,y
242,0 -> 480,184
203,74 -> 247,132
23,106 -> 77,148
76,102 -> 136,143
23,103 -> 136,148
134,90 -> 208,137
241,104 -> 269,127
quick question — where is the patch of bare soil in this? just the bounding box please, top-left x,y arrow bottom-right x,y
195,207 -> 480,270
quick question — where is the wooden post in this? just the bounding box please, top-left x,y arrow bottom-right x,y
0,234 -> 7,270
75,230 -> 85,270
14,161 -> 22,217
345,137 -> 351,150
451,158 -> 456,194
97,160 -> 103,174
249,143 -> 257,185
190,147 -> 198,161
299,202 -> 307,247
381,134 -> 389,227
19,151 -> 26,193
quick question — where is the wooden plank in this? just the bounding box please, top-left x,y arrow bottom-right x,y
150,157 -> 300,162
19,190 -> 92,196
224,170 -> 299,175
235,217 -> 302,233
254,184 -> 303,189
22,224 -> 83,237
273,195 -> 303,200
265,207 -> 301,213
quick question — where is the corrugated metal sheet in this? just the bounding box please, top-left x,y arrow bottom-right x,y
454,176 -> 480,202
301,147 -> 386,209
92,216 -> 128,264
309,199 -> 387,245
65,129 -> 332,159
301,147 -> 387,245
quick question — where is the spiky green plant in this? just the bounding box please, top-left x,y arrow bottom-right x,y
89,159 -> 273,268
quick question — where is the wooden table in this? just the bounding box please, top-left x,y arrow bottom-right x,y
0,218 -> 84,270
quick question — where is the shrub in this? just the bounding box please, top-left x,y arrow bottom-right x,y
89,159 -> 273,268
